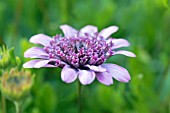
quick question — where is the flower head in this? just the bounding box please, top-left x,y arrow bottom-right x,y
0,68 -> 34,102
23,25 -> 135,85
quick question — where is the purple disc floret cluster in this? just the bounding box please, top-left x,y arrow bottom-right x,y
23,25 -> 136,85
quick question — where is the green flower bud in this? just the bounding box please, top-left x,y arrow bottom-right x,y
15,57 -> 21,66
0,68 -> 35,102
0,45 -> 11,68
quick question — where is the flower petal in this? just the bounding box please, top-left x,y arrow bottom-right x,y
34,59 -> 61,68
43,64 -> 58,67
60,24 -> 78,37
23,59 -> 42,68
102,64 -> 131,83
30,34 -> 52,46
86,65 -> 106,72
61,66 -> 78,83
78,70 -> 95,85
98,26 -> 118,39
23,59 -> 61,68
96,72 -> 113,85
114,50 -> 136,57
80,25 -> 98,35
34,60 -> 51,68
24,47 -> 48,59
108,39 -> 130,49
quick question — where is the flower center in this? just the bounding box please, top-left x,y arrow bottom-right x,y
44,34 -> 114,68
7,76 -> 28,86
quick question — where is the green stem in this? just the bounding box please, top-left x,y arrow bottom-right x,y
78,81 -> 82,113
14,101 -> 22,113
1,95 -> 6,113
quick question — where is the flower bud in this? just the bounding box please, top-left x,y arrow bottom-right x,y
0,45 -> 11,68
0,68 -> 34,102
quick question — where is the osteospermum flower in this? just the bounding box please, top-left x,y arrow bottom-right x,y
23,25 -> 136,85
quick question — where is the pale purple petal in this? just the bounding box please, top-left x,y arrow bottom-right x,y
96,72 -> 113,85
114,50 -> 136,57
102,64 -> 131,83
24,47 -> 48,59
23,59 -> 60,68
30,34 -> 52,46
80,25 -> 98,35
23,59 -> 42,68
34,59 -> 61,68
60,24 -> 78,37
43,64 -> 58,67
78,70 -> 95,85
108,39 -> 130,49
98,26 -> 118,39
61,65 -> 78,83
34,60 -> 51,68
85,65 -> 106,72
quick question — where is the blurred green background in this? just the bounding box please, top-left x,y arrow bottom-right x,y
0,0 -> 170,113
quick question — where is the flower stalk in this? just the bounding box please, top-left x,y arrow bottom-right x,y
14,101 -> 22,113
1,95 -> 6,113
78,81 -> 82,113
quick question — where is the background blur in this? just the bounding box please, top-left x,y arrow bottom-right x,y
0,0 -> 170,113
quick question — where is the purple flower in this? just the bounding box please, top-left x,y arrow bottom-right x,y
23,25 -> 136,85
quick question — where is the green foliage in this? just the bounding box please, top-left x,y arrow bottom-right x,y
0,0 -> 170,113
35,83 -> 58,113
